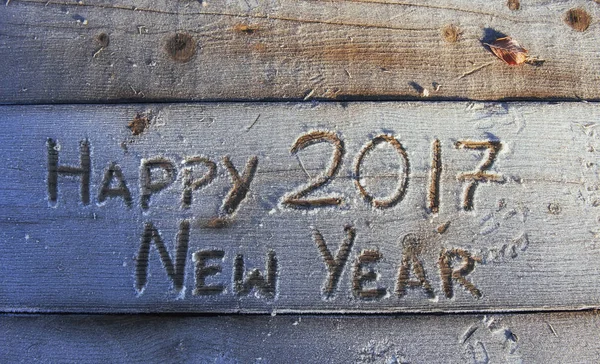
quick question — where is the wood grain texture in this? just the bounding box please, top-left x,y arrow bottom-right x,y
1,0 -> 600,103
1,101 -> 600,313
1,311 -> 599,363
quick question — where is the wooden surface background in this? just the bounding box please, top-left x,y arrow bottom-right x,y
3,102 -> 600,314
2,311 -> 600,363
2,0 -> 600,362
1,0 -> 600,103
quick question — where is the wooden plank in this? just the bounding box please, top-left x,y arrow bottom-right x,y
1,0 -> 600,103
2,101 -> 600,313
1,311 -> 599,363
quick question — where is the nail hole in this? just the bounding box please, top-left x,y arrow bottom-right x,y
565,8 -> 591,32
96,33 -> 109,48
442,24 -> 461,43
165,33 -> 197,63
507,0 -> 520,11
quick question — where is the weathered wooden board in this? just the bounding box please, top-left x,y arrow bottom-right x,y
1,311 -> 599,363
1,0 -> 600,103
2,101 -> 600,313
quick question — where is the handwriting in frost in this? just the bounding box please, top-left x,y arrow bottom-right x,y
281,131 -> 503,212
314,227 -> 482,301
47,134 -> 503,212
45,133 -> 504,300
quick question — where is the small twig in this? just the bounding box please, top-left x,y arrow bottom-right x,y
546,322 -> 558,337
129,85 -> 144,98
456,61 -> 495,80
245,114 -> 261,131
296,155 -> 311,179
303,89 -> 316,101
93,47 -> 105,58
525,56 -> 545,66
6,0 -> 11,6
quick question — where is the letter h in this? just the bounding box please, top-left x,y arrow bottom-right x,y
47,138 -> 91,205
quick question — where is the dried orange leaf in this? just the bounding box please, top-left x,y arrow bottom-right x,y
486,37 -> 528,66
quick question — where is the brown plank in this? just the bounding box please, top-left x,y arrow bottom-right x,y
1,0 -> 599,103
1,311 -> 599,363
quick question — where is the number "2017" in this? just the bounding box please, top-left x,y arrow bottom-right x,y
282,131 -> 504,212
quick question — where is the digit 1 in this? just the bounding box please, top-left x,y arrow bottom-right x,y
428,139 -> 441,214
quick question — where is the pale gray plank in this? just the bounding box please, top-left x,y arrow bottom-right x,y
1,312 -> 599,363
1,102 -> 600,313
1,0 -> 600,103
